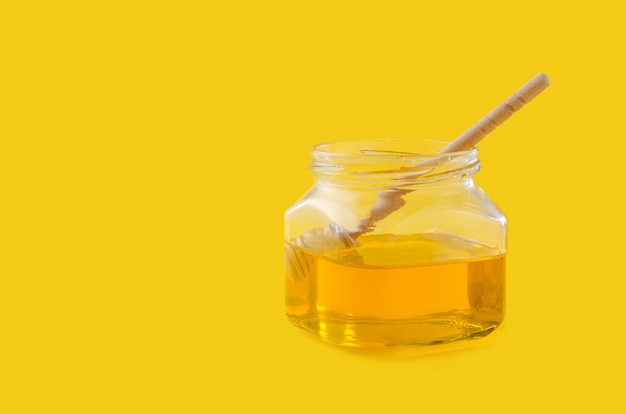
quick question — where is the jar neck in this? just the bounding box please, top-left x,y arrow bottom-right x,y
311,139 -> 480,190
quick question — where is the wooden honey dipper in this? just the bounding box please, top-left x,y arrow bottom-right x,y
292,73 -> 550,268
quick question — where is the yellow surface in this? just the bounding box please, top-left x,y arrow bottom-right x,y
1,1 -> 625,413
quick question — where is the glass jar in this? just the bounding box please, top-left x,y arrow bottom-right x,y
284,139 -> 506,349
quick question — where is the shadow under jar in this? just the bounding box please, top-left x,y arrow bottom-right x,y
284,139 -> 506,349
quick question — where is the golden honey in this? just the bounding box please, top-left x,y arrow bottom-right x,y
285,233 -> 505,348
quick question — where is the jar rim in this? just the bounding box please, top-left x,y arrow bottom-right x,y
312,138 -> 478,161
310,138 -> 480,187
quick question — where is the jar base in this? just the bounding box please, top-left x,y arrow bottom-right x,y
287,310 -> 501,349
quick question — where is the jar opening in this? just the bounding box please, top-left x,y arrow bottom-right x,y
313,139 -> 476,160
311,139 -> 480,187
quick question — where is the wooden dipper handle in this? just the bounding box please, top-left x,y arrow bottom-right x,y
440,73 -> 550,153
350,73 -> 550,239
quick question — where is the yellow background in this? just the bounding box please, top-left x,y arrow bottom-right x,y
1,1 -> 625,413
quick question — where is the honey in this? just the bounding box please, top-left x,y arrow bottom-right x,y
285,233 -> 505,348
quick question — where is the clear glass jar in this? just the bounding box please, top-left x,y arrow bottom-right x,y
284,139 -> 507,349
